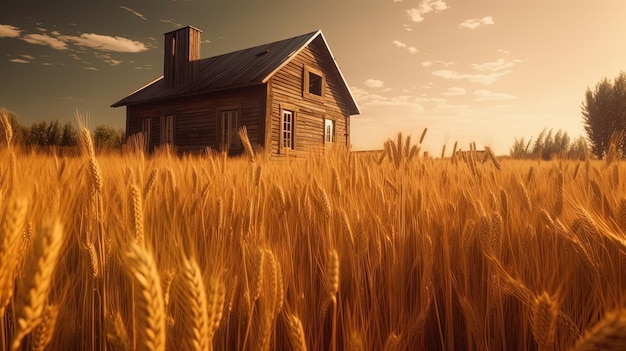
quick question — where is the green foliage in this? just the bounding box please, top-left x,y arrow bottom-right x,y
93,125 -> 125,150
510,129 -> 589,160
582,71 -> 626,158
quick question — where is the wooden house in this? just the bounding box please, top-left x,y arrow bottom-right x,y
111,26 -> 360,156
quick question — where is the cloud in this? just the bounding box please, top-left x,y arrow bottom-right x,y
459,16 -> 495,29
406,0 -> 449,22
160,18 -> 182,27
392,40 -> 418,54
472,58 -> 522,72
120,6 -> 147,21
442,87 -> 466,96
497,49 -> 511,55
21,54 -> 35,60
0,24 -> 21,37
62,33 -> 148,53
84,67 -> 99,71
432,69 -> 511,84
95,52 -> 122,66
10,58 -> 29,64
473,89 -> 517,101
403,24 -> 413,32
421,60 -> 455,67
351,86 -> 425,112
365,79 -> 385,88
22,33 -> 67,50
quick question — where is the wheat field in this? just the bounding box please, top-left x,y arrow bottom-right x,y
1,112 -> 626,350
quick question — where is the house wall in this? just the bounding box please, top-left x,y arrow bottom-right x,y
126,85 -> 266,153
268,36 -> 352,157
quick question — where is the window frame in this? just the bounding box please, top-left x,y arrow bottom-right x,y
324,118 -> 335,144
160,115 -> 175,145
218,107 -> 242,152
140,117 -> 151,152
303,65 -> 325,102
279,103 -> 298,152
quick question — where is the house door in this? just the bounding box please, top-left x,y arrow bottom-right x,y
220,110 -> 240,152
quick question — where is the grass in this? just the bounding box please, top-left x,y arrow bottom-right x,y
1,112 -> 626,350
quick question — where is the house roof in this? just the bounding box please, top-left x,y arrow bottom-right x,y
111,30 -> 360,115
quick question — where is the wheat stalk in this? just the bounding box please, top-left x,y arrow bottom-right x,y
284,313 -> 307,351
572,309 -> 626,350
0,197 -> 28,315
11,219 -> 64,351
31,303 -> 59,351
123,242 -> 166,351
174,256 -> 209,351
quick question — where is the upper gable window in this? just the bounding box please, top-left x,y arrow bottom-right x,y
303,66 -> 325,101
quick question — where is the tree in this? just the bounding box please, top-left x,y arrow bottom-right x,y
93,125 -> 125,150
582,71 -> 626,158
60,121 -> 78,147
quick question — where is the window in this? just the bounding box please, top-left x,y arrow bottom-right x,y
281,110 -> 294,150
160,115 -> 174,145
220,109 -> 240,151
324,119 -> 335,143
303,66 -> 325,100
140,118 -> 151,151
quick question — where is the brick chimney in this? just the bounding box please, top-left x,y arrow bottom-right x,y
163,26 -> 202,88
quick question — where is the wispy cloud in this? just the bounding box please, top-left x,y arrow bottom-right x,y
364,79 -> 385,88
351,86 -> 426,112
432,69 -> 511,84
497,49 -> 511,55
21,54 -> 35,60
473,89 -> 517,101
442,87 -> 466,96
95,52 -> 122,66
472,58 -> 522,72
406,0 -> 449,23
392,40 -> 418,54
459,16 -> 494,29
62,33 -> 148,53
22,33 -> 67,50
0,24 -> 21,37
120,6 -> 147,21
9,58 -> 29,64
421,60 -> 455,67
160,18 -> 182,27
84,67 -> 99,71
403,24 -> 413,32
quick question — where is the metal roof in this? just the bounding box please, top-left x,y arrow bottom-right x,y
111,30 -> 360,115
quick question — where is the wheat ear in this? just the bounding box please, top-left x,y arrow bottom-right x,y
11,219 -> 64,351
572,309 -> 626,350
284,313 -> 307,351
0,197 -> 28,315
531,292 -> 558,350
31,303 -> 59,351
175,256 -> 209,351
207,274 -> 226,341
123,243 -> 166,351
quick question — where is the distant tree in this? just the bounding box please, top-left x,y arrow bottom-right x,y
60,121 -> 78,147
509,137 -> 532,159
0,109 -> 27,144
28,121 -> 50,146
566,135 -> 591,160
511,128 -> 583,160
93,125 -> 125,150
582,71 -> 626,158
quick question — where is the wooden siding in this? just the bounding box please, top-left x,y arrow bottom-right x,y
268,36 -> 351,157
126,85 -> 265,154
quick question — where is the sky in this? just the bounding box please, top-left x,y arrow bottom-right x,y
1,0 -> 626,155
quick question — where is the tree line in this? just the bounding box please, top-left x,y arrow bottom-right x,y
0,110 -> 125,150
510,71 -> 626,160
